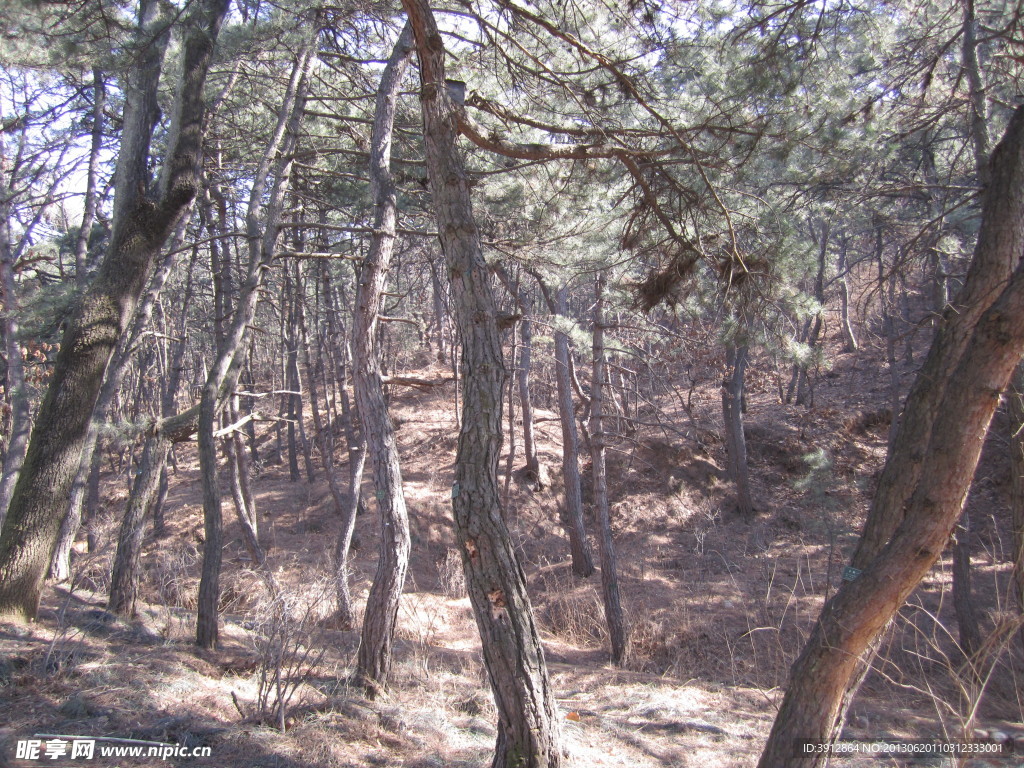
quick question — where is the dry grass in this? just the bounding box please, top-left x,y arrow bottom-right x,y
3,350 -> 1024,768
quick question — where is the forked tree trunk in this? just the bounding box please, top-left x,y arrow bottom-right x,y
758,104 -> 1024,768
353,23 -> 414,695
589,272 -> 627,664
0,0 -> 230,622
402,2 -> 564,764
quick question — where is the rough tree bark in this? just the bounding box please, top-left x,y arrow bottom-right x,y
401,1 -> 565,764
0,0 -> 230,622
353,23 -> 414,695
758,104 -> 1024,768
50,214 -> 190,583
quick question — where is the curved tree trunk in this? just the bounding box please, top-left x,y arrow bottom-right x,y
353,23 -> 414,695
758,104 -> 1024,768
0,0 -> 229,622
402,2 -> 564,764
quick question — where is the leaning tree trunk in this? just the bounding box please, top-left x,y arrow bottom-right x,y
51,214 -> 190,583
402,2 -> 564,765
353,23 -> 414,695
0,0 -> 229,622
589,272 -> 627,665
758,104 -> 1024,768
0,193 -> 30,530
107,255 -> 195,611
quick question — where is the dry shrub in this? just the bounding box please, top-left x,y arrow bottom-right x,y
436,548 -> 465,599
243,576 -> 331,731
539,578 -> 606,646
150,542 -> 200,610
625,615 -> 715,676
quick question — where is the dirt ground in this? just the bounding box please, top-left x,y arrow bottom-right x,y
2,325 -> 1024,768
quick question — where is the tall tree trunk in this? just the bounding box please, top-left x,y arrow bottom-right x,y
322,267 -> 365,628
107,433 -> 170,616
951,507 -> 980,657
402,2 -> 565,764
0,191 -> 29,530
430,257 -> 449,364
758,105 -> 1024,768
722,344 -> 754,518
353,23 -> 414,694
589,272 -> 627,665
796,220 -> 828,406
0,0 -> 229,622
495,267 -> 541,483
196,38 -> 315,648
837,233 -> 858,352
553,287 -> 594,577
73,69 -> 106,287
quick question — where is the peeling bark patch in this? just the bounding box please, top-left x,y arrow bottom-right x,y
488,588 -> 507,619
465,538 -> 478,561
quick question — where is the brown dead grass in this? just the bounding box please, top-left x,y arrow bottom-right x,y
3,331 -> 1024,768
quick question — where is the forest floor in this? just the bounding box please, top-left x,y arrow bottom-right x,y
2,330 -> 1024,767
